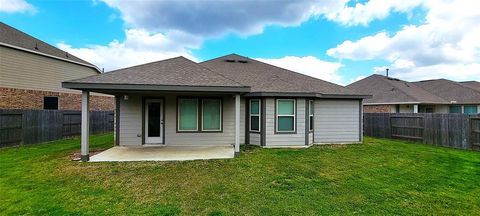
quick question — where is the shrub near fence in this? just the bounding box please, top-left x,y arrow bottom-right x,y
364,113 -> 480,150
0,109 -> 114,147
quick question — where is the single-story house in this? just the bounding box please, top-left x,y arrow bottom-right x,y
63,54 -> 369,161
347,74 -> 480,114
414,79 -> 480,114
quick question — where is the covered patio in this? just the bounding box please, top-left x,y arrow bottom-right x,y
90,145 -> 235,162
63,57 -> 249,162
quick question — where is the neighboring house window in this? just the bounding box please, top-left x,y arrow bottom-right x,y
395,105 -> 400,113
464,105 -> 478,114
309,100 -> 314,131
178,99 -> 198,131
424,106 -> 434,113
202,99 -> 222,131
43,96 -> 58,110
276,99 -> 295,132
249,99 -> 260,132
449,105 -> 462,113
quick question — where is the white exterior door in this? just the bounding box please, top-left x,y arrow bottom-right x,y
145,99 -> 163,144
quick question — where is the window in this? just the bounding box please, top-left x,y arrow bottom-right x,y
449,105 -> 462,113
309,100 -> 314,131
43,96 -> 58,110
276,99 -> 295,132
178,98 -> 222,132
249,99 -> 260,132
464,105 -> 478,114
178,99 -> 198,131
202,99 -> 222,131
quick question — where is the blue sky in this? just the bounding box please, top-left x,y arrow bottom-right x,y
1,0 -> 479,85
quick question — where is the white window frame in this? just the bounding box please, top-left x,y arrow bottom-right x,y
309,100 -> 314,132
201,99 -> 222,132
249,99 -> 261,132
177,98 -> 199,132
276,99 -> 296,133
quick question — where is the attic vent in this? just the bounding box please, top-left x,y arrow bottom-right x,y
225,59 -> 236,63
237,60 -> 248,63
65,52 -> 69,58
34,43 -> 39,50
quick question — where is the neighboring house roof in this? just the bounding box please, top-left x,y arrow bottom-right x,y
346,74 -> 448,104
414,79 -> 480,104
63,54 -> 367,98
0,22 -> 99,71
460,81 -> 480,92
63,56 -> 250,92
200,54 -> 362,97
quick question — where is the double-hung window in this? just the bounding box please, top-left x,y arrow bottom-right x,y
309,100 -> 314,131
276,99 -> 295,132
249,99 -> 260,132
178,98 -> 222,132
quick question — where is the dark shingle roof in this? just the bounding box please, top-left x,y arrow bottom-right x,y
0,22 -> 96,68
66,57 -> 246,87
414,79 -> 480,104
200,54 -> 361,96
460,81 -> 480,92
346,74 -> 448,104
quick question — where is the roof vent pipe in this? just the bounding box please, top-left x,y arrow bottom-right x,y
386,68 -> 389,77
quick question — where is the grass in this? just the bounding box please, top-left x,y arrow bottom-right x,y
1,134 -> 479,215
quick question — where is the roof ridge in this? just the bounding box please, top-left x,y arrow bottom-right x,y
425,79 -> 480,96
106,56 -> 185,73
194,57 -> 249,87
379,75 -> 447,103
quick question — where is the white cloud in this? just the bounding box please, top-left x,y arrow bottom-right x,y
328,0 -> 480,82
0,0 -> 36,14
255,56 -> 344,84
58,29 -> 201,71
325,0 -> 424,26
100,0 -> 348,37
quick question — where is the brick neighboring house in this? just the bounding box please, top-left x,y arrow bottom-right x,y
0,22 -> 114,111
346,74 -> 480,114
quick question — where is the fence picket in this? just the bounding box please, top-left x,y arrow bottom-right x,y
0,109 -> 114,147
364,113 -> 479,150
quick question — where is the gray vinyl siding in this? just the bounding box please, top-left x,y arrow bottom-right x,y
119,95 -> 143,145
314,99 -> 360,143
308,133 -> 313,145
265,98 -> 305,146
249,133 -> 261,146
0,46 -> 98,93
119,93 -> 245,146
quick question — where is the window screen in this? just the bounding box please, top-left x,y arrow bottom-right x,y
202,99 -> 221,131
276,99 -> 295,132
464,105 -> 478,114
449,105 -> 462,113
250,99 -> 260,132
178,99 -> 198,131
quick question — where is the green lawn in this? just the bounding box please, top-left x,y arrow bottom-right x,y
1,134 -> 479,215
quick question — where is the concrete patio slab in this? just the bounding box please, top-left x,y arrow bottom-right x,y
89,145 -> 235,162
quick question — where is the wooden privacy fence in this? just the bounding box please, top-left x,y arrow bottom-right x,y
0,109 -> 114,147
364,113 -> 480,150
